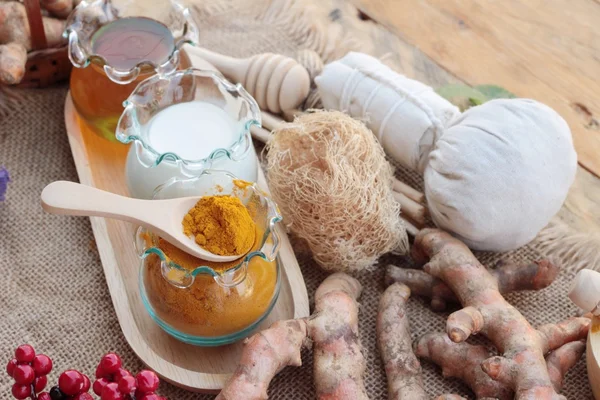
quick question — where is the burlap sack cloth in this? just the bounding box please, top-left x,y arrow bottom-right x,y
0,0 -> 593,398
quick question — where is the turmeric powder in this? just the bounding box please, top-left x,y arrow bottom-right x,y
233,179 -> 252,191
182,195 -> 255,256
143,236 -> 278,337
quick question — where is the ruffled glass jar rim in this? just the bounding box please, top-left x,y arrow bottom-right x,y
64,0 -> 199,84
116,68 -> 261,176
134,170 -> 283,289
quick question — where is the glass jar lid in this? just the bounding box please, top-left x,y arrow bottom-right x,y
64,0 -> 199,83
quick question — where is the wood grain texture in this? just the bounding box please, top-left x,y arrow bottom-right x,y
350,0 -> 600,176
64,95 -> 309,393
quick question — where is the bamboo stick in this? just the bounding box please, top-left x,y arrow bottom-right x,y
392,178 -> 425,204
393,191 -> 427,226
400,216 -> 419,237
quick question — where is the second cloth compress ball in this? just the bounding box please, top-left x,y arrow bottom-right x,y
316,52 -> 577,251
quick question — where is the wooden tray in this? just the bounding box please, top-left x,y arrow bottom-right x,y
63,94 -> 309,392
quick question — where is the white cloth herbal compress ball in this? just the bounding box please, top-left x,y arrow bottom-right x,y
315,52 -> 577,251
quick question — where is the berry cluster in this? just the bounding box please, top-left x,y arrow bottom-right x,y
6,345 -> 52,400
6,346 -> 166,400
42,370 -> 93,400
93,354 -> 165,400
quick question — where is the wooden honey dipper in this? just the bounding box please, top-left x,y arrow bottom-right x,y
186,46 -> 311,114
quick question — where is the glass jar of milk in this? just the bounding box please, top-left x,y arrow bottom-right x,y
116,68 -> 260,199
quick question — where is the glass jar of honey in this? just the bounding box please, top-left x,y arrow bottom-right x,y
64,0 -> 198,140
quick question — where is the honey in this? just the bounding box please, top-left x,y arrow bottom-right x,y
70,17 -> 190,141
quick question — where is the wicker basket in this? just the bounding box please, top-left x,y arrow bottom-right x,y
18,0 -> 72,88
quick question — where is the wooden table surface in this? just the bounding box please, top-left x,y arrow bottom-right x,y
330,0 -> 600,239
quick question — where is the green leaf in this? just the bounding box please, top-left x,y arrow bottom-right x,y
469,97 -> 484,107
435,84 -> 488,111
474,84 -> 516,100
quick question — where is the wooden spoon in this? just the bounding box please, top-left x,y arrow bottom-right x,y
41,181 -> 252,262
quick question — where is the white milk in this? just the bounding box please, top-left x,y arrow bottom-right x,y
125,101 -> 258,199
147,101 -> 235,160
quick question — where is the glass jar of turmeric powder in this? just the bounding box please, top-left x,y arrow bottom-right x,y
135,170 -> 283,346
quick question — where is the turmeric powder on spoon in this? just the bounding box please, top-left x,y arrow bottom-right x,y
182,195 -> 256,257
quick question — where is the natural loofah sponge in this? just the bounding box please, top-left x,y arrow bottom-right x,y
266,110 -> 409,272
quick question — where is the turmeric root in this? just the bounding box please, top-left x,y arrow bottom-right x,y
415,333 -> 586,399
0,2 -> 66,50
386,258 -> 559,310
0,42 -> 26,84
377,283 -> 466,400
217,273 -> 367,400
411,229 -> 589,400
378,283 -> 428,399
310,273 -> 369,399
40,0 -> 73,19
216,319 -> 309,400
545,340 -> 586,392
0,3 -> 29,48
434,397 -> 466,400
415,333 -> 512,400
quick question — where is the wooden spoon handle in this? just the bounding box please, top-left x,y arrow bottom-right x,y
41,181 -> 156,225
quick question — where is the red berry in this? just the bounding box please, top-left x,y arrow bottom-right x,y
13,364 -> 35,385
33,355 -> 53,376
6,358 -> 18,377
95,364 -> 109,379
118,375 -> 136,394
139,394 -> 161,400
101,382 -> 123,400
38,392 -> 52,400
93,377 -> 110,396
11,383 -> 32,399
35,375 -> 48,393
15,345 -> 35,363
112,368 -> 131,382
74,394 -> 94,400
136,370 -> 159,393
100,353 -> 122,375
81,374 -> 91,392
59,370 -> 84,395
